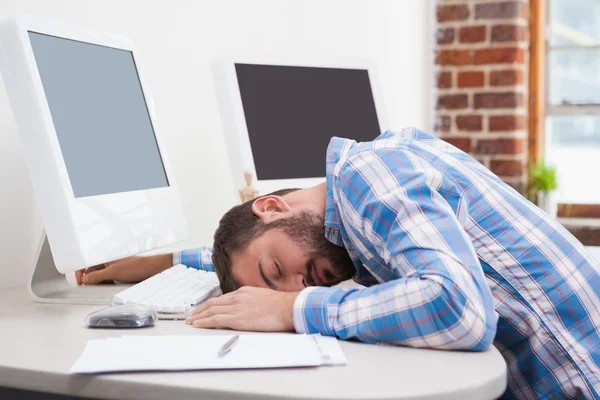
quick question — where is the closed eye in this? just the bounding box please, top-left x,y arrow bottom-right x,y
275,260 -> 282,278
258,261 -> 275,289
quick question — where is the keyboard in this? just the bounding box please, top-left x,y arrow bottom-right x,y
111,264 -> 221,320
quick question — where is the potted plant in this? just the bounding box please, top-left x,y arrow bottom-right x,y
527,160 -> 558,218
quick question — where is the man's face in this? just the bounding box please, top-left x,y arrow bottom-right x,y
230,211 -> 356,292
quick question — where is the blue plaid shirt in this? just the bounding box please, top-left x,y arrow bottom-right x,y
174,128 -> 600,399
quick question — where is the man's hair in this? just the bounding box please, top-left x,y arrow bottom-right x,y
212,188 -> 300,294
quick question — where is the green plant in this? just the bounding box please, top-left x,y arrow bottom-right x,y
527,160 -> 558,202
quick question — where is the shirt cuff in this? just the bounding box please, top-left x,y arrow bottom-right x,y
293,286 -> 347,336
172,251 -> 182,266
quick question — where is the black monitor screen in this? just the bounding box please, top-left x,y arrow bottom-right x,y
235,64 -> 381,180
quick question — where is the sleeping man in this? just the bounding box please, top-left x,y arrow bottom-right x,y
78,127 -> 600,399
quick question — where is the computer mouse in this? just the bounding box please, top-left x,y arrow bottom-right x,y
85,304 -> 157,329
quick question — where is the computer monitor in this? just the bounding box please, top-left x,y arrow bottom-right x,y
213,59 -> 387,195
0,17 -> 188,303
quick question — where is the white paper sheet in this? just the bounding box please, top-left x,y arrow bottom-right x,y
71,333 -> 345,374
311,335 -> 347,366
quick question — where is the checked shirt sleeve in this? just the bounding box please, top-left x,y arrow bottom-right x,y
293,149 -> 498,351
172,247 -> 215,272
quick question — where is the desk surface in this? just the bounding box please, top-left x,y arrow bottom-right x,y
0,285 -> 507,400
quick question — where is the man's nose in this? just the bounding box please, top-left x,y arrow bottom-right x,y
279,273 -> 306,292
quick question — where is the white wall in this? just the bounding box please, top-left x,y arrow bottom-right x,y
0,0 -> 433,289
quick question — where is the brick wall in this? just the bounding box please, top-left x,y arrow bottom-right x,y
434,0 -> 529,193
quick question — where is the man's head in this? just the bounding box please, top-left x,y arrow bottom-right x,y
212,188 -> 355,294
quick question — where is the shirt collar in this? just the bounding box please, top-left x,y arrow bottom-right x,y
324,137 -> 354,246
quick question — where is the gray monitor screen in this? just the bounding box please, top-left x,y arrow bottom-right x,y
235,63 -> 381,180
29,32 -> 169,198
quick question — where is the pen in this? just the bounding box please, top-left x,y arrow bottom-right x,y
218,334 -> 240,357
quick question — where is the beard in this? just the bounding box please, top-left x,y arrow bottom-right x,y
265,210 -> 356,286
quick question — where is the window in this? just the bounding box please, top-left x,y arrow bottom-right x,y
545,0 -> 600,203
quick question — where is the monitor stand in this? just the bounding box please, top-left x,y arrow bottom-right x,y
29,232 -> 129,304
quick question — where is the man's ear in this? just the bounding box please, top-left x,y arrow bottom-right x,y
251,195 -> 291,223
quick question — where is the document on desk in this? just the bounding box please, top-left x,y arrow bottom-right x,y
70,334 -> 346,374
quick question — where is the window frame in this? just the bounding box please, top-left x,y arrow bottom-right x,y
531,0 -> 600,215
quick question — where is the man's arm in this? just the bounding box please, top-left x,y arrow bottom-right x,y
76,253 -> 173,285
77,246 -> 214,284
293,150 -> 498,351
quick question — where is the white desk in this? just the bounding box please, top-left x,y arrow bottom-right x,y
0,285 -> 507,400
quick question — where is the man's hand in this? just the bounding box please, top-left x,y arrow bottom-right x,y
186,287 -> 299,332
75,254 -> 173,285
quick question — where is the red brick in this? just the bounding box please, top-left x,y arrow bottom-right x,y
491,24 -> 527,42
443,137 -> 472,153
435,115 -> 452,133
436,49 -> 472,66
474,138 -> 525,155
458,71 -> 485,88
437,28 -> 455,45
566,226 -> 600,246
490,69 -> 523,86
437,5 -> 470,22
475,2 -> 527,19
474,92 -> 523,108
459,26 -> 487,43
489,115 -> 527,131
456,115 -> 483,131
490,160 -> 525,176
475,156 -> 489,167
437,94 -> 469,110
474,47 -> 525,64
437,71 -> 453,88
